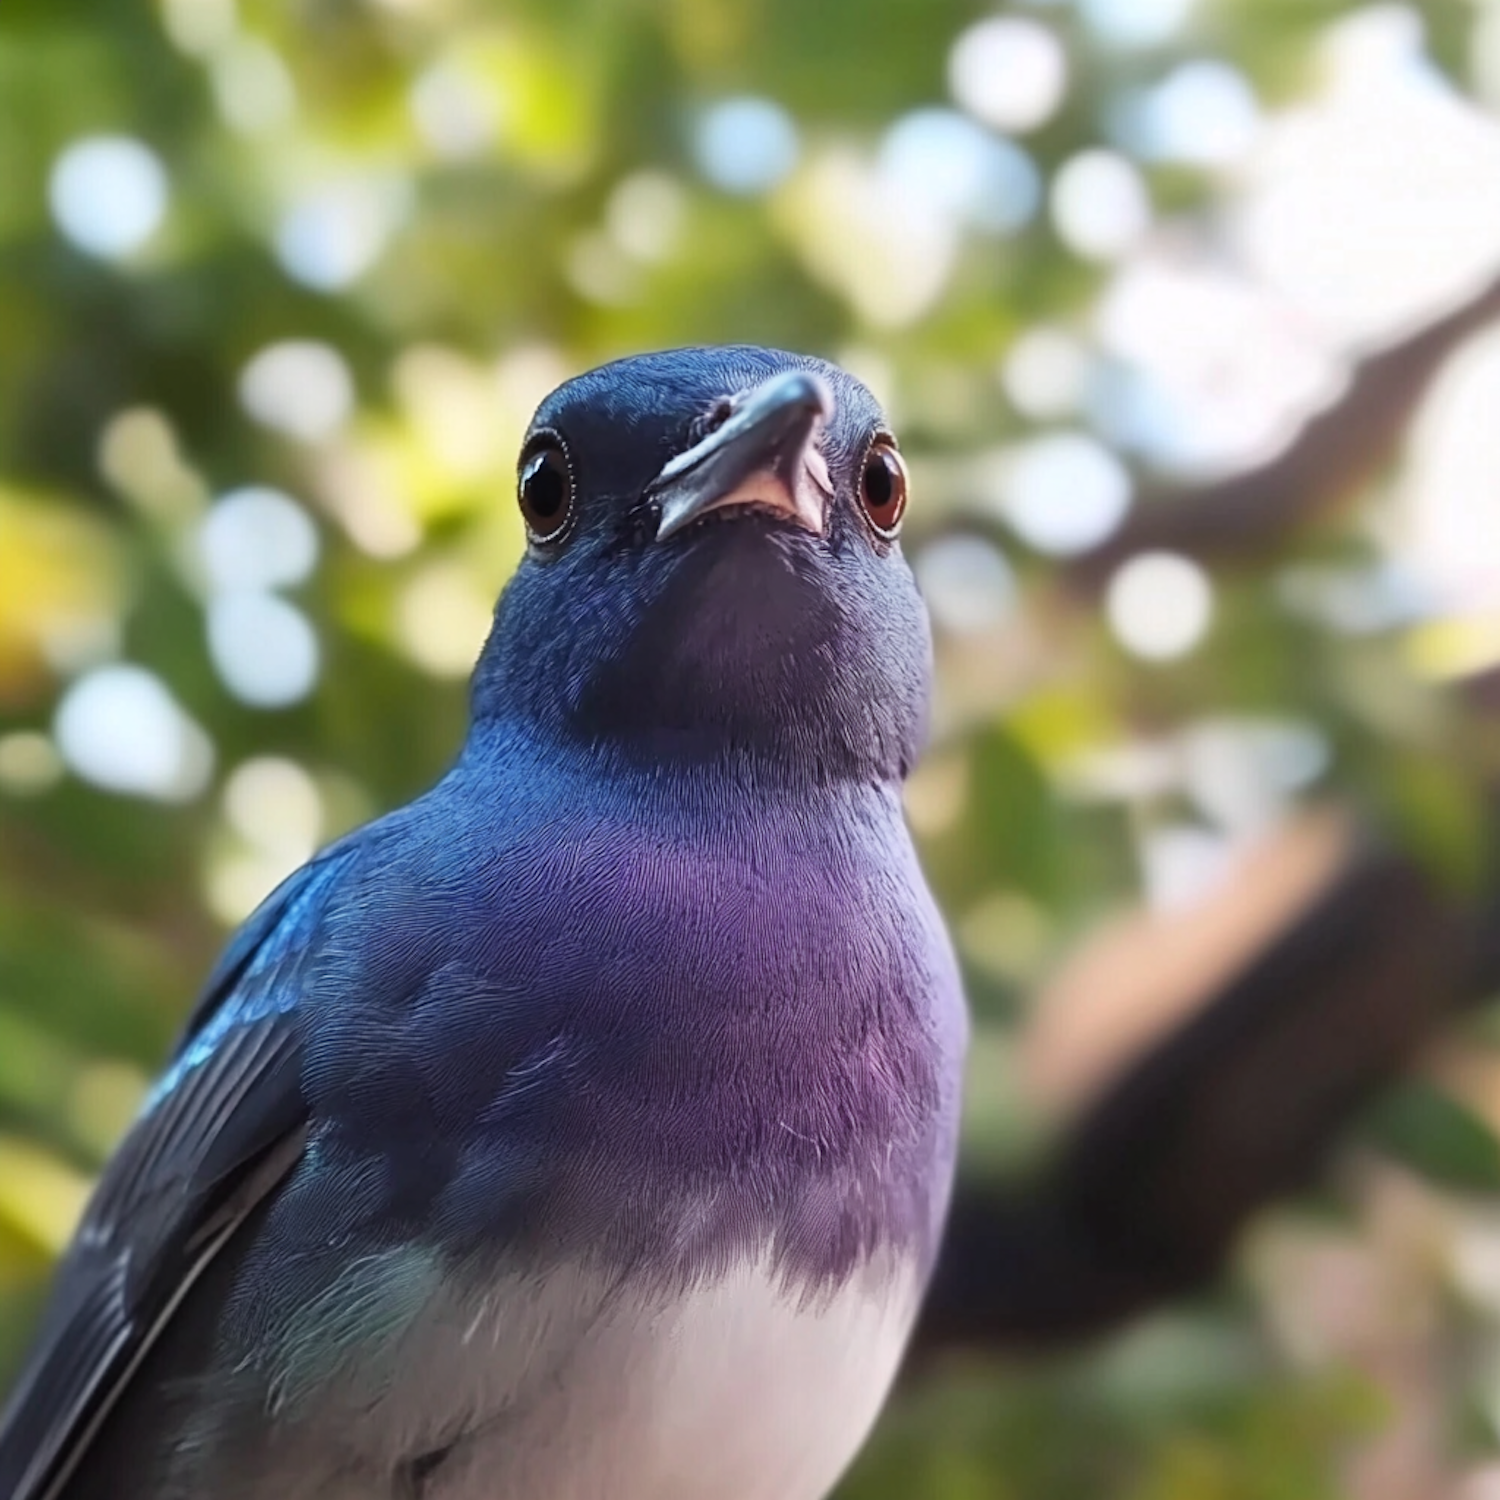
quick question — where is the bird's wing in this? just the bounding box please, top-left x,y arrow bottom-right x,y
0,846 -> 358,1500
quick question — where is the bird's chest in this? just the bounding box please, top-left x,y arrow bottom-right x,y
376,1252 -> 922,1500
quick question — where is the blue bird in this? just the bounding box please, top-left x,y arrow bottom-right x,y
0,346 -> 967,1500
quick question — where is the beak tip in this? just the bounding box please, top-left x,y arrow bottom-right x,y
649,367 -> 836,541
781,370 -> 833,422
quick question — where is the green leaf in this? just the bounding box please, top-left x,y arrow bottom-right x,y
1360,1080 -> 1500,1194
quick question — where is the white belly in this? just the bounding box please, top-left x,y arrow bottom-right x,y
298,1251 -> 922,1500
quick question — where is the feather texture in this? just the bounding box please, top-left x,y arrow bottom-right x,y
0,849 -> 357,1500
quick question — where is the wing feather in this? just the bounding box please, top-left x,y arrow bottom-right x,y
0,847 -> 358,1500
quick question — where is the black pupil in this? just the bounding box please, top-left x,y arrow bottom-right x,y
524,450 -> 566,520
865,452 -> 895,510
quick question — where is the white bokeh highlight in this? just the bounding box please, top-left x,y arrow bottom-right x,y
224,755 -> 323,860
199,487 -> 320,593
211,40 -> 297,136
54,666 -> 213,801
238,340 -> 354,442
948,18 -> 1068,134
49,137 -> 169,260
1233,10 -> 1500,343
1051,150 -> 1150,261
1002,327 -> 1093,419
1140,823 -> 1236,912
778,147 -> 961,327
206,593 -> 319,708
915,536 -> 1017,636
1127,60 -> 1260,166
1183,718 -> 1330,837
879,109 -> 1040,235
1080,0 -> 1196,50
994,432 -> 1133,555
410,59 -> 502,158
1400,326 -> 1500,616
1106,552 -> 1214,660
275,176 -> 410,290
396,560 -> 494,679
211,756 -> 326,923
607,172 -> 687,263
159,0 -> 236,56
1094,255 -> 1343,473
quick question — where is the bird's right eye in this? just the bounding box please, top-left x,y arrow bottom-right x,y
518,438 -> 575,543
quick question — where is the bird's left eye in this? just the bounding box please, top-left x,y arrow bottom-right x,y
518,438 -> 575,544
860,437 -> 908,540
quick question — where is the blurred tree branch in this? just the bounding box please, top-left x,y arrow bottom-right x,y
1069,267 -> 1500,586
915,827 -> 1476,1359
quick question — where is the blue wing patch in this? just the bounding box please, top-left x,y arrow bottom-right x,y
0,843 -> 360,1500
145,853 -> 350,1111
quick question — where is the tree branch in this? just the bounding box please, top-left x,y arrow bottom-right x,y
1068,269 -> 1500,588
911,836 -> 1470,1359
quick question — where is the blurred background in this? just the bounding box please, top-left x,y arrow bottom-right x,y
8,0 -> 1500,1495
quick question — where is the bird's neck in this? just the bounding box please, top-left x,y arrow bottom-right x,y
458,711 -> 909,814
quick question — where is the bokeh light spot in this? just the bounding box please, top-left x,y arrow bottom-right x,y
199,487 -> 319,593
54,665 -> 213,801
607,171 -> 687,263
1126,60 -> 1260,166
396,560 -> 495,679
0,731 -> 64,797
994,432 -> 1132,556
879,109 -> 1040,234
211,39 -> 297,136
1002,327 -> 1092,419
97,408 -> 208,521
564,231 -> 640,307
1398,326 -> 1500,618
1183,718 -> 1331,836
206,593 -> 319,706
239,340 -> 354,442
1106,552 -> 1214,660
1140,823 -> 1235,911
392,344 -> 509,478
694,97 -> 799,195
223,755 -> 323,861
1232,14 -> 1500,344
1094,256 -> 1342,474
915,536 -> 1017,636
49,136 -> 169,260
903,752 -> 970,839
1080,0 -> 1196,50
948,18 -> 1068,134
410,59 -> 503,158
1051,149 -> 1150,261
778,147 -> 960,326
159,0 -> 236,56
275,176 -> 410,290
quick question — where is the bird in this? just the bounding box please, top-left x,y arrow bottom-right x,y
0,345 -> 968,1500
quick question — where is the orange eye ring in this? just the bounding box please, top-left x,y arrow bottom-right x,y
518,435 -> 576,544
860,436 -> 908,540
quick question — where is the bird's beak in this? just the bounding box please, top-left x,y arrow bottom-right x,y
648,370 -> 834,541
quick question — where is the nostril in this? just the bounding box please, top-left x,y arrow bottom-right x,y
689,399 -> 735,446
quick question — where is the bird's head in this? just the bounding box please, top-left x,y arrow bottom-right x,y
472,346 -> 931,785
